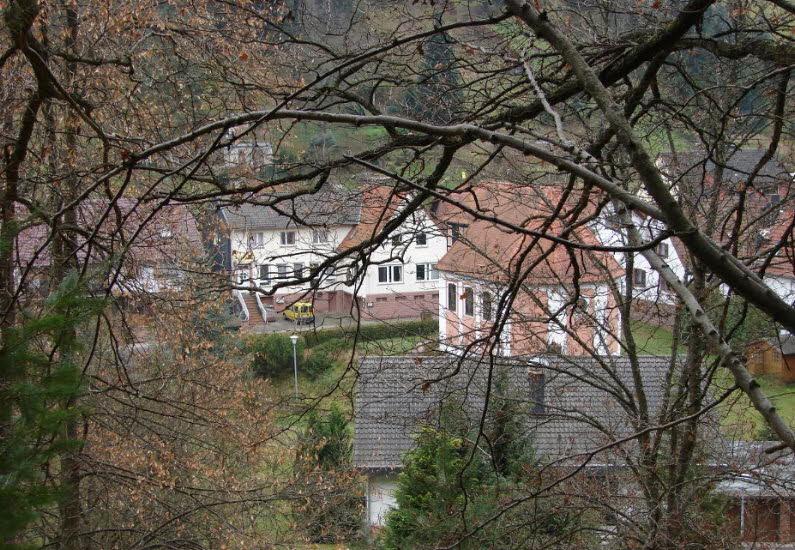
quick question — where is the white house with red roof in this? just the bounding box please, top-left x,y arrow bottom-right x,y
432,181 -> 624,357
218,182 -> 448,323
336,185 -> 448,320
656,148 -> 794,311
590,207 -> 688,316
759,208 -> 795,307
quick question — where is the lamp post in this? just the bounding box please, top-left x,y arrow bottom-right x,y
290,334 -> 299,397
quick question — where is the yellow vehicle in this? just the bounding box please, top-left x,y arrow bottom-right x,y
283,302 -> 315,325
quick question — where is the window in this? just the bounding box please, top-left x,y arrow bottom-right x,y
657,242 -> 669,258
391,234 -> 402,247
415,232 -> 427,246
280,231 -> 296,246
463,287 -> 474,316
450,223 -> 468,243
293,263 -> 304,278
258,264 -> 270,281
633,268 -> 647,286
250,231 -> 265,248
277,264 -> 289,279
482,291 -> 493,321
575,296 -> 590,315
322,266 -> 336,281
658,276 -> 669,293
416,263 -> 439,281
447,283 -> 457,312
377,265 -> 403,283
312,230 -> 329,243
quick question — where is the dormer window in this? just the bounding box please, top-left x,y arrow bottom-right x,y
633,268 -> 647,286
415,232 -> 427,246
449,223 -> 467,244
391,234 -> 403,247
657,242 -> 669,258
313,230 -> 329,243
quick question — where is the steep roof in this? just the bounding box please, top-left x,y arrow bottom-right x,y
14,199 -> 202,271
760,208 -> 795,278
336,185 -> 429,250
219,185 -> 362,230
354,354 -> 688,471
434,181 -> 622,284
658,148 -> 791,191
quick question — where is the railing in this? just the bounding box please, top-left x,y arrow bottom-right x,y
253,291 -> 268,324
232,289 -> 249,322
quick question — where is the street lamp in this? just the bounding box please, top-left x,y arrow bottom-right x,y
290,334 -> 299,397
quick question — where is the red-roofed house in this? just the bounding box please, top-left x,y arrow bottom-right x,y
433,182 -> 623,356
13,199 -> 204,303
219,182 -> 449,322
758,208 -> 795,306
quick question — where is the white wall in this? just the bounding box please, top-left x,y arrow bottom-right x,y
592,211 -> 686,305
359,210 -> 448,297
230,224 -> 354,294
764,275 -> 795,305
367,474 -> 398,527
230,206 -> 449,305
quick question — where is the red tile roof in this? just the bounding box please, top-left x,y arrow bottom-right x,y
13,199 -> 203,275
337,184 -> 434,251
435,181 -> 622,284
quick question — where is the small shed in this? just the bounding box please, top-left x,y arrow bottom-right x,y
746,334 -> 795,383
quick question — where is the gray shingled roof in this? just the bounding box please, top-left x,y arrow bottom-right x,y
354,355 -> 703,471
766,334 -> 795,356
219,186 -> 362,230
658,149 -> 791,189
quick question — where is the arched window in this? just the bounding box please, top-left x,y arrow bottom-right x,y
482,291 -> 493,321
447,283 -> 457,312
464,287 -> 474,316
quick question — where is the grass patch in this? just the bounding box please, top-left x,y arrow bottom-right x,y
628,321 -> 683,355
722,376 -> 795,441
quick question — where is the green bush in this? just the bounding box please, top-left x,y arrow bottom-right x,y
250,333 -> 305,379
301,319 -> 437,348
311,337 -> 348,356
303,349 -> 335,379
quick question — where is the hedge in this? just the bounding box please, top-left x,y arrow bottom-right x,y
243,318 -> 437,354
300,318 -> 437,348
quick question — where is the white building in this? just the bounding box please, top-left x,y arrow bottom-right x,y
219,183 -> 448,322
591,207 -> 687,307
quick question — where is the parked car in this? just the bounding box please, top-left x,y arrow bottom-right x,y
283,302 -> 314,324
